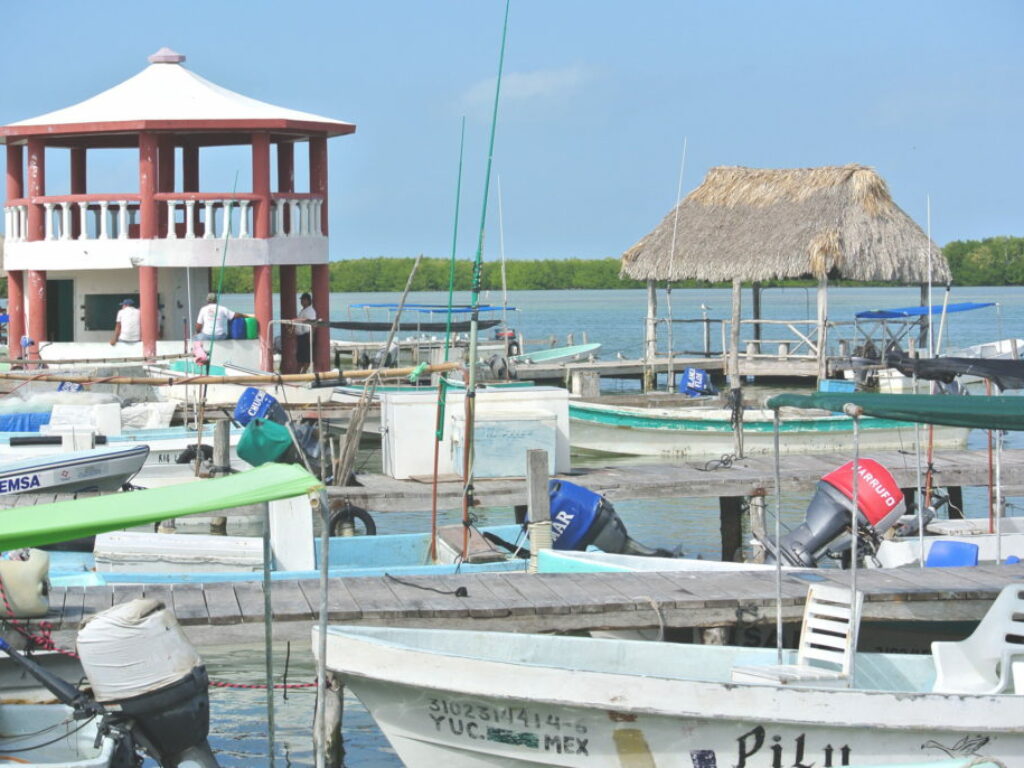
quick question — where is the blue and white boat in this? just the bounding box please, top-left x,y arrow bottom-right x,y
0,444 -> 149,495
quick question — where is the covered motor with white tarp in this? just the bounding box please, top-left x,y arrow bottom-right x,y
77,598 -> 218,767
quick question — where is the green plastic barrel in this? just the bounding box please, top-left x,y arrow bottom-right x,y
244,317 -> 259,339
237,419 -> 292,466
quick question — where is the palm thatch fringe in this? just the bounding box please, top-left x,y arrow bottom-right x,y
621,164 -> 949,284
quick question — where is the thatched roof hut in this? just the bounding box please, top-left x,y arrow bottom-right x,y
621,164 -> 949,284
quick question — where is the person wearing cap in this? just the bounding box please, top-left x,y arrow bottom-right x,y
109,298 -> 141,345
292,292 -> 319,373
194,293 -> 248,341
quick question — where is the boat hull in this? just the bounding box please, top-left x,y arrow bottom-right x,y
319,627 -> 1023,768
569,403 -> 969,458
0,444 -> 149,495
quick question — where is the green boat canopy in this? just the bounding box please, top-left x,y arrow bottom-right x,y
766,392 -> 1024,432
0,463 -> 323,552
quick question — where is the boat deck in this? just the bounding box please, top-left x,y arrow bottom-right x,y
37,562 -> 1024,649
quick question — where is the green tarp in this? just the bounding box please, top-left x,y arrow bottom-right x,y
0,463 -> 323,551
766,392 -> 1024,432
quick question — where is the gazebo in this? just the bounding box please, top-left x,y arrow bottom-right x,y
621,163 -> 951,387
1,47 -> 355,372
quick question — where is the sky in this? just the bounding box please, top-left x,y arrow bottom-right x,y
1,1 -> 1021,263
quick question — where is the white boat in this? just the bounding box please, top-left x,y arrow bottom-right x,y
569,400 -> 968,458
0,703 -> 116,766
316,601 -> 1023,767
0,444 -> 149,495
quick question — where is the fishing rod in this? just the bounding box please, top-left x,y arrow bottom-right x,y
462,0 -> 511,557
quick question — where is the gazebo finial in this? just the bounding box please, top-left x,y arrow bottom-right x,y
148,47 -> 185,64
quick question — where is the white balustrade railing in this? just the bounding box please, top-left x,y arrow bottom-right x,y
271,197 -> 323,237
4,195 -> 323,243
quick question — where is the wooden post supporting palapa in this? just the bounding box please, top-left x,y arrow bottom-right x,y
643,280 -> 658,392
526,449 -> 551,574
210,419 -> 230,535
816,276 -> 829,382
314,673 -> 345,768
719,495 -> 744,562
729,278 -> 744,458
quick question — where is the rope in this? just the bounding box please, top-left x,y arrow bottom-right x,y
383,573 -> 469,597
699,454 -> 736,472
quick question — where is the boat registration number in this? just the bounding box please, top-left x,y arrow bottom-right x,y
427,697 -> 589,755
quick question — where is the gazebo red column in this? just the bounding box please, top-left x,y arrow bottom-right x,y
277,141 -> 297,373
25,138 -> 46,359
310,136 -> 330,371
5,145 -> 25,357
138,133 -> 159,358
70,147 -> 86,239
252,132 -> 273,371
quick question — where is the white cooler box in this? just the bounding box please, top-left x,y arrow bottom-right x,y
451,410 -> 557,478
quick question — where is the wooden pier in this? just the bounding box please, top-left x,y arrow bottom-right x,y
326,448 -> 1024,512
514,354 -> 822,389
37,563 -> 1024,650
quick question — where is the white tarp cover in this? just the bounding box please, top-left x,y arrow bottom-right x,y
77,598 -> 201,702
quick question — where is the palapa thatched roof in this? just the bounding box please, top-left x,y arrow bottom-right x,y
620,164 -> 949,284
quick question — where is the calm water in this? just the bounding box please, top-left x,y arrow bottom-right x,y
206,285 -> 1022,766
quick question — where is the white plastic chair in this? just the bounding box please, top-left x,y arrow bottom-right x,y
931,582 -> 1024,695
731,583 -> 863,687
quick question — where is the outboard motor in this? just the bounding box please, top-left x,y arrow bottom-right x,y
76,599 -> 219,767
770,458 -> 905,568
233,387 -> 288,427
548,479 -> 681,557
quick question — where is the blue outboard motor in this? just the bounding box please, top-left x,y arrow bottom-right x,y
548,480 -> 681,557
679,367 -> 716,398
233,387 -> 288,427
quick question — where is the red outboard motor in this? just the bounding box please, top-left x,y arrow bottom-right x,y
771,459 -> 905,568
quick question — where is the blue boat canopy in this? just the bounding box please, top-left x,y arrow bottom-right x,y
855,302 -> 994,319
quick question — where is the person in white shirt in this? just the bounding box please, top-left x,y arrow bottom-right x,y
194,293 -> 247,340
292,292 -> 319,373
109,298 -> 141,345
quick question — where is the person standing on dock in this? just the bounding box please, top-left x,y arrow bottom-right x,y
194,293 -> 246,341
109,298 -> 141,346
292,292 -> 318,373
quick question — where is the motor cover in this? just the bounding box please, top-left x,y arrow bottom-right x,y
233,387 -> 287,427
821,458 -> 904,533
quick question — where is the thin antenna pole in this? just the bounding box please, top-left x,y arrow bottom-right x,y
773,408 -> 783,664
665,137 -> 687,392
443,118 -> 467,363
926,195 -> 933,357
497,175 -> 508,328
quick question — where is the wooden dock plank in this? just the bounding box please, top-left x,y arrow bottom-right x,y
268,580 -> 313,622
233,582 -> 268,623
57,587 -> 84,631
490,572 -> 573,616
203,583 -> 242,626
80,586 -> 114,620
298,578 -> 362,622
141,584 -> 173,610
171,584 -> 209,625
111,584 -> 146,606
344,577 -> 405,619
371,574 -> 470,619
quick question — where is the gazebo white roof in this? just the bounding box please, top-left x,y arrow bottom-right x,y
2,48 -> 354,143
